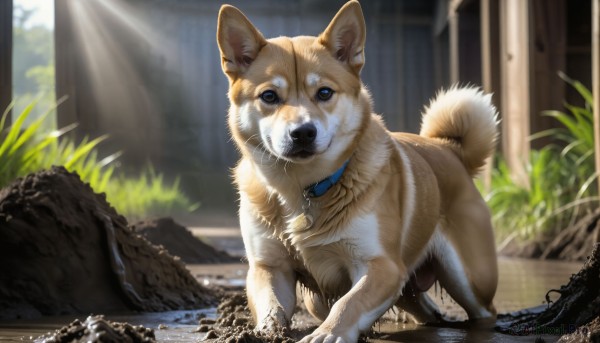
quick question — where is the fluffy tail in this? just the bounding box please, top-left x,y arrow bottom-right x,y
420,86 -> 498,176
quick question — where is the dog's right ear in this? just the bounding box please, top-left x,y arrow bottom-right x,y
217,5 -> 266,79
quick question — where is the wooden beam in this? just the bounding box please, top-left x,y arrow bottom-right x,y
480,3 -> 491,84
54,0 -> 78,131
529,0 -> 566,149
480,0 -> 500,191
0,0 -> 12,124
500,0 -> 531,188
449,1 -> 482,86
449,10 -> 460,84
480,0 -> 502,116
593,0 -> 600,195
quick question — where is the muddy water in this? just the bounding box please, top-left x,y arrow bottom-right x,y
370,258 -> 582,343
0,257 -> 581,342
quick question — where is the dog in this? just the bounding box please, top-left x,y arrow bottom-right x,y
216,1 -> 498,342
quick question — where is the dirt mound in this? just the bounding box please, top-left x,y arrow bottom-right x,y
132,217 -> 238,264
558,316 -> 600,342
36,315 -> 156,343
0,167 -> 216,319
497,243 -> 600,338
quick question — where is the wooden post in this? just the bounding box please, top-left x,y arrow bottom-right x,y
529,0 -> 566,149
449,9 -> 460,84
481,0 -> 501,103
54,0 -> 78,130
593,0 -> 600,195
500,0 -> 531,188
480,0 -> 500,191
0,0 -> 12,124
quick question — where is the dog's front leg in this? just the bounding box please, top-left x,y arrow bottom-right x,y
246,258 -> 296,332
240,200 -> 296,332
300,257 -> 404,343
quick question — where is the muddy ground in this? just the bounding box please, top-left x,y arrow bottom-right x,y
37,315 -> 157,343
1,167 -> 600,342
497,243 -> 600,342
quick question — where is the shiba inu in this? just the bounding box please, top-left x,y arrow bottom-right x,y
216,1 -> 498,342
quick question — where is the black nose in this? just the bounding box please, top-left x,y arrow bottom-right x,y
290,123 -> 317,146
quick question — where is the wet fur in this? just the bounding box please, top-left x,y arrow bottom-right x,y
217,2 -> 499,342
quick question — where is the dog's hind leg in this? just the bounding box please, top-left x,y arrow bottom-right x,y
433,202 -> 498,322
302,291 -> 330,322
396,291 -> 442,324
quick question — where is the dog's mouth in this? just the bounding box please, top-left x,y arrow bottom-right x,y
282,138 -> 333,160
285,146 -> 317,159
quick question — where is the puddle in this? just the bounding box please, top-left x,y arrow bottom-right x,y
0,257 -> 582,342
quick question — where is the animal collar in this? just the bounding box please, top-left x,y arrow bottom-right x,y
304,160 -> 350,198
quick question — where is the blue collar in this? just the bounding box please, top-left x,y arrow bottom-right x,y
305,160 -> 350,198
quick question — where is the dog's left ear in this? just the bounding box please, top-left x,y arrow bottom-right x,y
318,1 -> 366,75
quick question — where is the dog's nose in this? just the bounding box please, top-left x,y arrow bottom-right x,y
290,123 -> 317,146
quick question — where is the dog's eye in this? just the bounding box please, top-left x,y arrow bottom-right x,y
316,87 -> 334,101
259,90 -> 280,104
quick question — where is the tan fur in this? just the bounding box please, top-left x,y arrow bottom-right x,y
217,2 -> 498,342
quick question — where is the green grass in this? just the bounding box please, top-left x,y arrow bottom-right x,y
484,148 -> 579,240
1,101 -> 197,220
482,74 -> 598,241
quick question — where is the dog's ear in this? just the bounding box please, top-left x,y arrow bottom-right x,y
217,5 -> 266,78
318,1 -> 366,74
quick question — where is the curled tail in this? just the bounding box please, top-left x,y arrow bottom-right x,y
420,86 -> 499,176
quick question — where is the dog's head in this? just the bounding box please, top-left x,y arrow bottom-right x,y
217,1 -> 372,169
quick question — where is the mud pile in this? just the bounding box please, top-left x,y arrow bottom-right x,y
200,288 -> 295,343
498,243 -> 600,340
197,288 -> 374,343
132,217 -> 238,264
36,315 -> 156,343
0,167 -> 216,319
558,316 -> 600,343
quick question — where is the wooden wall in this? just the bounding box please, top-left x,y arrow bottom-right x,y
54,0 -> 439,212
448,0 -> 593,186
0,0 -> 12,124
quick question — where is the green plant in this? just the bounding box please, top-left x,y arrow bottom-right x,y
104,168 -> 196,220
483,74 -> 598,241
1,101 -> 197,219
484,148 -> 575,240
535,73 -> 597,206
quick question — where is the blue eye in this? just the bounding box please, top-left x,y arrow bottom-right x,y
260,90 -> 279,104
316,87 -> 334,101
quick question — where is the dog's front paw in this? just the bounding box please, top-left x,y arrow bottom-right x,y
256,306 -> 289,333
299,330 -> 352,343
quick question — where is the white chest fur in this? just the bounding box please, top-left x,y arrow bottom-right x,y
297,213 -> 384,295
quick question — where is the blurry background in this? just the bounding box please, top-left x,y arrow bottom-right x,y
0,0 -> 596,229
